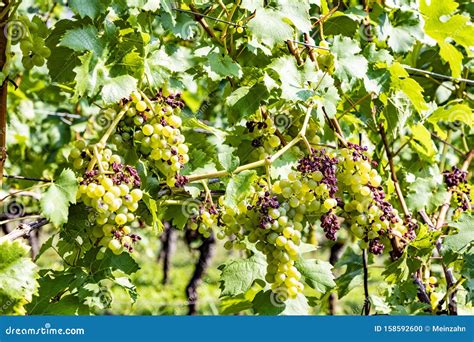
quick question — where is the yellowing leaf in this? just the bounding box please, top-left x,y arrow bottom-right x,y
410,123 -> 436,159
420,0 -> 474,77
428,103 -> 473,126
389,63 -> 428,113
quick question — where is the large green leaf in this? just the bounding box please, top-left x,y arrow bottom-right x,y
219,252 -> 267,296
420,0 -> 474,77
331,35 -> 368,83
389,63 -> 428,113
68,0 -> 109,19
40,169 -> 78,227
0,241 -> 38,314
444,215 -> 474,254
409,123 -> 436,160
335,247 -> 363,298
101,75 -> 138,104
247,8 -> 293,48
204,52 -> 243,81
226,84 -> 269,123
60,26 -> 104,56
295,258 -> 335,293
252,290 -> 309,315
269,57 -> 319,101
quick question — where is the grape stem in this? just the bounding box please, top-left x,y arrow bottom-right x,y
186,104 -> 314,183
86,102 -> 131,172
138,90 -> 157,116
322,106 -> 347,147
201,181 -> 214,206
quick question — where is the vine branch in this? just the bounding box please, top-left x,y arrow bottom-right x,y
379,122 -> 410,217
3,174 -> 52,182
0,0 -> 10,186
0,218 -> 48,243
419,209 -> 457,314
186,105 -> 314,183
361,249 -> 370,315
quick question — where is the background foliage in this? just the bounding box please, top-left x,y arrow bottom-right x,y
0,0 -> 473,316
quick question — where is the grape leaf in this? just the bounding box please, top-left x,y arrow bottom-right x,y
60,26 -> 104,56
383,251 -> 412,283
444,215 -> 474,254
331,35 -> 368,83
143,0 -> 161,11
162,205 -> 189,230
277,0 -> 312,32
40,169 -> 78,227
218,252 -> 266,296
324,13 -> 357,36
379,10 -> 423,53
216,140 -> 240,173
428,103 -> 473,127
241,0 -> 264,11
223,170 -> 258,210
269,57 -> 318,101
27,271 -> 78,314
406,177 -> 448,213
409,123 -> 436,160
247,8 -> 293,48
0,241 -> 38,313
389,63 -> 428,113
68,0 -> 109,19
226,84 -> 269,123
252,290 -> 309,315
204,53 -> 243,81
101,75 -> 138,104
461,254 -> 474,303
420,0 -> 474,77
335,247 -> 363,298
85,249 -> 140,276
295,258 -> 336,293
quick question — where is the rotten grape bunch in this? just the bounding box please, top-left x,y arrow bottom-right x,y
1,0 -> 473,316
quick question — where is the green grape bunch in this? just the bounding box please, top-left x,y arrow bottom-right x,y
246,116 -> 283,160
218,184 -> 304,300
338,143 -> 411,254
8,15 -> 51,69
187,201 -> 219,239
69,140 -> 144,255
112,90 -> 189,187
